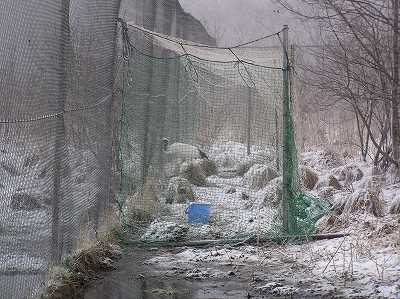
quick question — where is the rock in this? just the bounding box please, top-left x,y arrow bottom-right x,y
166,177 -> 195,204
226,187 -> 236,194
198,159 -> 218,177
37,165 -> 48,179
317,187 -> 336,201
244,164 -> 279,191
390,196 -> 400,214
23,154 -> 40,168
301,166 -> 319,190
10,193 -> 43,210
338,164 -> 363,185
179,160 -> 207,186
328,176 -> 342,190
141,221 -> 189,242
1,161 -> 19,176
236,153 -> 274,177
301,149 -> 343,172
215,152 -> 237,169
261,177 -> 283,208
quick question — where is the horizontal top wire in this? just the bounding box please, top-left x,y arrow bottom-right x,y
127,22 -> 283,50
125,22 -> 284,69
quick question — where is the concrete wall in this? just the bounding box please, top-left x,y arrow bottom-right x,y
120,0 -> 216,45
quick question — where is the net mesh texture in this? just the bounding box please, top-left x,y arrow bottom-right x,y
0,1 -> 330,297
0,1 -> 121,298
117,23 -> 330,245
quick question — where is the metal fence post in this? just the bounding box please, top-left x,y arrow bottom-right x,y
281,24 -> 291,234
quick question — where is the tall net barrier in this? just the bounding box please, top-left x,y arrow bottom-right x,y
0,1 -> 121,298
118,23 -> 329,244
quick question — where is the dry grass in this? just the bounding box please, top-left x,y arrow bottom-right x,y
40,205 -> 124,299
123,176 -> 160,226
334,190 -> 384,217
41,242 -> 122,299
75,206 -> 123,252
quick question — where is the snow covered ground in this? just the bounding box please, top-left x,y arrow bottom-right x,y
139,142 -> 282,242
2,139 -> 400,298
136,144 -> 400,297
0,142 -> 100,298
140,235 -> 400,298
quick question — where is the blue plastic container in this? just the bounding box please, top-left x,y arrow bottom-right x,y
186,202 -> 210,224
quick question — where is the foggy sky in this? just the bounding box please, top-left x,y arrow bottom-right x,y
179,0 -> 304,46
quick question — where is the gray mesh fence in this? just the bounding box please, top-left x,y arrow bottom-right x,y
0,1 -> 121,298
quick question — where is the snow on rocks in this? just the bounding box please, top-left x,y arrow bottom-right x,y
141,221 -> 189,242
301,149 -> 344,172
179,159 -> 213,186
165,177 -> 195,204
243,164 -> 278,190
208,141 -> 275,176
255,177 -> 282,208
9,193 -> 45,211
389,195 -> 400,214
336,163 -> 364,185
300,166 -> 319,190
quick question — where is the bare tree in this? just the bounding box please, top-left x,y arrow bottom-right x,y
278,0 -> 400,171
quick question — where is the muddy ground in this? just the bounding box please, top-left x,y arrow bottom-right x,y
84,235 -> 399,299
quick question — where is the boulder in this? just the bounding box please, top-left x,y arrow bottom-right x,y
23,154 -> 40,168
226,187 -> 236,194
244,164 -> 279,191
338,164 -> 363,185
236,153 -> 274,177
328,176 -> 342,190
166,177 -> 195,204
209,142 -> 274,176
301,149 -> 343,172
301,167 -> 319,190
215,152 -> 237,169
261,177 -> 283,208
141,221 -> 189,242
180,160 -> 207,186
317,186 -> 336,201
389,196 -> 400,214
198,159 -> 218,177
1,161 -> 19,177
10,193 -> 43,211
241,192 -> 250,201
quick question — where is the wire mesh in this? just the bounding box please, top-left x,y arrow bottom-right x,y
0,1 -> 121,298
117,23 -> 328,245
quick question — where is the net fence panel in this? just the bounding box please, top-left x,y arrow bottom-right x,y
118,24 -> 326,244
0,1 -> 120,298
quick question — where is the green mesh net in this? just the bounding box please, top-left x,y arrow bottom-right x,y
117,22 -> 330,244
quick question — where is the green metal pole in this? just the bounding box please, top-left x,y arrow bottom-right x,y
281,24 -> 293,235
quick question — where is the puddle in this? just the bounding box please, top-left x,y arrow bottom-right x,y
84,247 -> 265,299
85,275 -> 254,299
